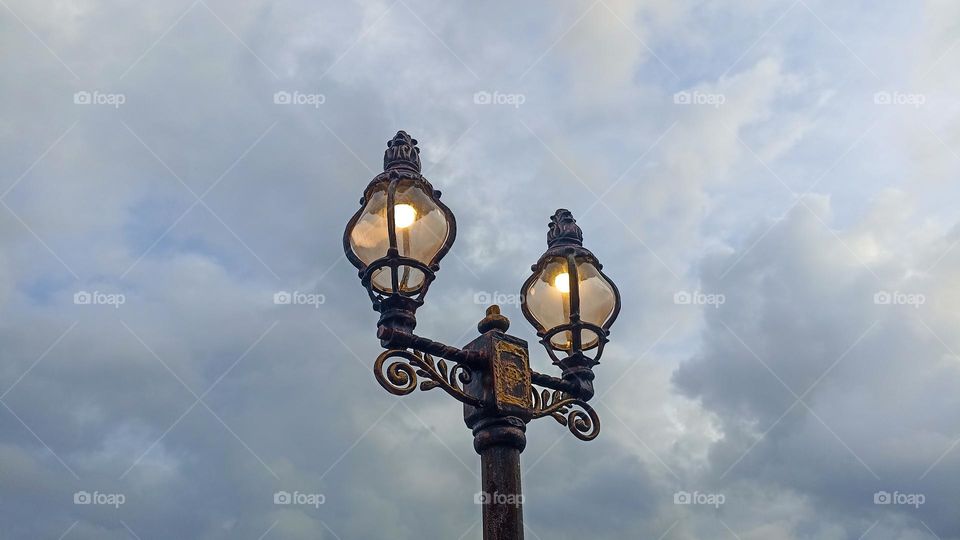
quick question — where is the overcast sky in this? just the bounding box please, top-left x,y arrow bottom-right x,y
2,1 -> 960,538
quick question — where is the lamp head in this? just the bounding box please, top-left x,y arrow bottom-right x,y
343,131 -> 457,333
521,210 -> 620,378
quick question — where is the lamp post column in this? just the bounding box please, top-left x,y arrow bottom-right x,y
474,416 -> 526,540
462,307 -> 532,540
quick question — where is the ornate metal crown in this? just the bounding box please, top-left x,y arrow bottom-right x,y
383,130 -> 421,172
547,209 -> 583,247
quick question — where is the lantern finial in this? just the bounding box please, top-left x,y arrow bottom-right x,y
547,209 -> 582,247
384,130 -> 421,172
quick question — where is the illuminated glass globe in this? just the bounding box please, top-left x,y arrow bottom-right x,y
521,210 -> 620,367
344,131 -> 456,314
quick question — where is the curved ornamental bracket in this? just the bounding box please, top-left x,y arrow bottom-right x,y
530,386 -> 600,441
374,348 -> 482,407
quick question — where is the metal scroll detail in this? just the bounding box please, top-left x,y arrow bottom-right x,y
530,387 -> 600,441
374,349 -> 482,407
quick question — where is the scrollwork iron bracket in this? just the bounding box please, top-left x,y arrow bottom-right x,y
529,386 -> 600,441
374,348 -> 482,407
371,308 -> 601,442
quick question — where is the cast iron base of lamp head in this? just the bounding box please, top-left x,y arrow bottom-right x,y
374,293 -> 421,343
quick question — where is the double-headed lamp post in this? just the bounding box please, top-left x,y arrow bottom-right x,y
343,131 -> 621,540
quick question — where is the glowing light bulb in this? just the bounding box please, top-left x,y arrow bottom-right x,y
553,272 -> 570,294
394,204 -> 417,229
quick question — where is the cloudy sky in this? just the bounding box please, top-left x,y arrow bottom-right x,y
2,0 -> 960,538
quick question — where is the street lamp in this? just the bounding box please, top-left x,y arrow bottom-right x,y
343,131 -> 621,540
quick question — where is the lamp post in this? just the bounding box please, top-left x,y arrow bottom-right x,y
343,131 -> 621,540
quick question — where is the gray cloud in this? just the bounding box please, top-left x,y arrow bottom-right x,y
675,195 -> 960,539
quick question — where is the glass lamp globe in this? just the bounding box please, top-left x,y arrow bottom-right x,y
344,131 -> 456,306
521,210 -> 620,365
